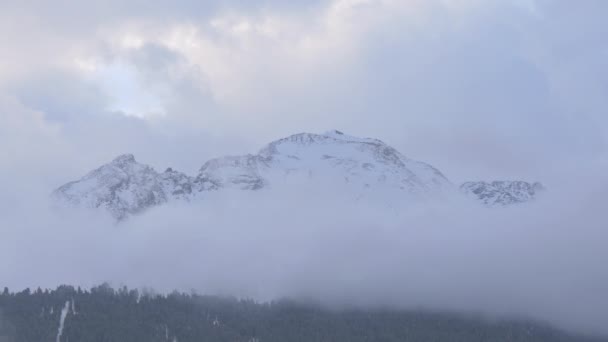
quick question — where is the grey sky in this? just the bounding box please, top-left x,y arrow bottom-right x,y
1,0 -> 608,336
1,0 -> 607,187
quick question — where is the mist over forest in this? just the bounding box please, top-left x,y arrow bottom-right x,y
2,0 -> 608,340
1,179 -> 608,337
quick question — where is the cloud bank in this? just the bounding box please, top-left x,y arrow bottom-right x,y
1,0 -> 607,183
1,181 -> 608,336
1,0 -> 608,338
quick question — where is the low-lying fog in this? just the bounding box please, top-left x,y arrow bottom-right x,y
1,176 -> 607,337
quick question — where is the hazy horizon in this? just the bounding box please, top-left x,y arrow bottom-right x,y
1,0 -> 608,339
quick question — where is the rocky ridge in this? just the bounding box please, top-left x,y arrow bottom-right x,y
52,131 -> 543,219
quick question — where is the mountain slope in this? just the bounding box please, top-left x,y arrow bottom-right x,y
192,130 -> 452,195
52,154 -> 192,220
460,181 -> 544,206
52,131 -> 540,219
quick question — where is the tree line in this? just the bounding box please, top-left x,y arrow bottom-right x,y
0,284 -> 604,342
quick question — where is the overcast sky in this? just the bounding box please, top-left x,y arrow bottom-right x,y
1,0 -> 607,193
2,1 -> 608,336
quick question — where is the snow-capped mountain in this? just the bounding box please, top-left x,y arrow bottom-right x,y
52,154 -> 193,220
192,130 -> 451,195
52,130 -> 540,219
460,181 -> 544,206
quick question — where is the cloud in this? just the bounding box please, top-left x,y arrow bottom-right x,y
1,180 -> 608,336
1,0 -> 608,337
3,0 -> 607,184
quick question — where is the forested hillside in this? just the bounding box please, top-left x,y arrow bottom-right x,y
0,285 -> 603,342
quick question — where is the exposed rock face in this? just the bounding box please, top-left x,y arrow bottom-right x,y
460,181 -> 545,206
160,167 -> 194,200
52,131 -> 542,220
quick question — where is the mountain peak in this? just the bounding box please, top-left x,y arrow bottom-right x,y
111,154 -> 136,165
52,131 -> 455,220
460,181 -> 544,206
321,130 -> 383,144
52,131 -> 542,220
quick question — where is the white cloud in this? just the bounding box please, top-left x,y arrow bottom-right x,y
2,0 -> 608,336
2,0 -> 607,187
3,180 -> 608,335
2,0 -> 606,180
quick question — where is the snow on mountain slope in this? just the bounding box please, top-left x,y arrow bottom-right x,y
52,131 -> 541,220
52,154 -> 191,220
256,130 -> 451,195
193,154 -> 266,191
460,181 -> 545,206
191,130 -> 452,196
160,167 -> 194,199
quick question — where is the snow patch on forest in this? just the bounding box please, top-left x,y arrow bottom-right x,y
56,301 -> 70,342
